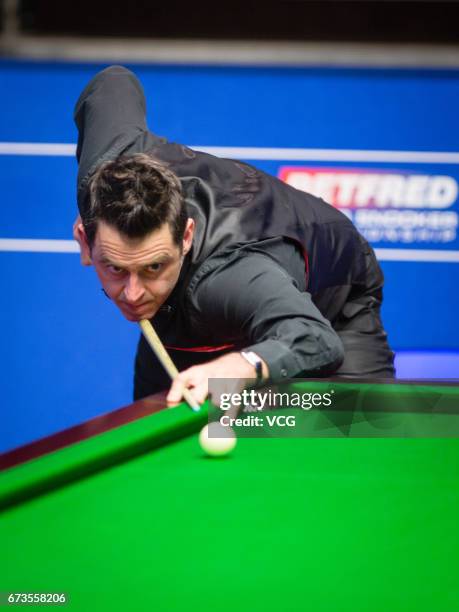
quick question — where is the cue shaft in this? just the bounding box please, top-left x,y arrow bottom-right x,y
139,319 -> 201,412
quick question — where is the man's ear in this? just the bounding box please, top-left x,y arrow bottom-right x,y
182,217 -> 195,255
73,215 -> 92,266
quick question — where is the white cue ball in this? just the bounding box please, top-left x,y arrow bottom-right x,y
199,423 -> 237,457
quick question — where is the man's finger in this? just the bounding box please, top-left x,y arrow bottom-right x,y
192,381 -> 209,405
166,378 -> 187,405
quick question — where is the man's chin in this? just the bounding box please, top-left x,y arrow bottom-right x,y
124,313 -> 143,322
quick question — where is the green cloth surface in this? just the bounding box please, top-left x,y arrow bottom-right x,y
2,432 -> 459,612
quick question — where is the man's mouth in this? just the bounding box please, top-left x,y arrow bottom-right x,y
123,302 -> 154,315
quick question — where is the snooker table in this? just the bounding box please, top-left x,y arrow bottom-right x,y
1,380 -> 459,612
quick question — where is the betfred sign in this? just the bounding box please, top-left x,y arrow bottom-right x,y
279,167 -> 458,209
278,166 -> 459,246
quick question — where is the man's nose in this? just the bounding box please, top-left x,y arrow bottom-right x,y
124,274 -> 146,303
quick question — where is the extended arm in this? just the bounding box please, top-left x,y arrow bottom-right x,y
193,252 -> 344,378
167,252 -> 344,405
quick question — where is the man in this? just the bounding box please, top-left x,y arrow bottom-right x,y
73,65 -> 395,406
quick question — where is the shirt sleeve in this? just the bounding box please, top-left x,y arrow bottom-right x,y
188,251 -> 345,381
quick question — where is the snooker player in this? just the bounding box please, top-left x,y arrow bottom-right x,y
72,65 -> 395,407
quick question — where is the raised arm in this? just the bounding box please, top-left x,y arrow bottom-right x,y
74,65 -> 162,216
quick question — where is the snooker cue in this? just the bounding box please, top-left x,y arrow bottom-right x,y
139,319 -> 201,412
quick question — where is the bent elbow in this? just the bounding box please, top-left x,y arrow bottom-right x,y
313,328 -> 345,375
328,335 -> 345,372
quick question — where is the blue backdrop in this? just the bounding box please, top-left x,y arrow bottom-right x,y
1,60 -> 458,451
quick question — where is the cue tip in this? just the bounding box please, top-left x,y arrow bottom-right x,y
182,389 -> 201,412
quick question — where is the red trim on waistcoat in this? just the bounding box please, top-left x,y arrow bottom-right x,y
300,245 -> 309,286
289,238 -> 309,287
164,343 -> 235,352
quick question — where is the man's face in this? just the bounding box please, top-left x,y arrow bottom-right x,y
89,219 -> 194,322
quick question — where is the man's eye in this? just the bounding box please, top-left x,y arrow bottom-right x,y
108,265 -> 124,274
147,263 -> 162,273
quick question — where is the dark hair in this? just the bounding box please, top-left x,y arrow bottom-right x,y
84,154 -> 187,248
